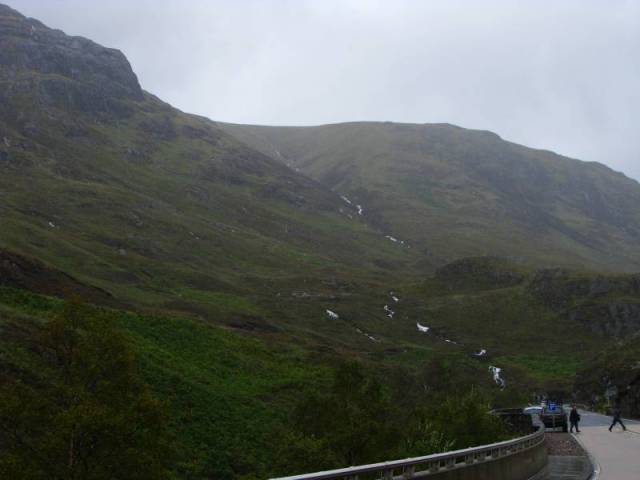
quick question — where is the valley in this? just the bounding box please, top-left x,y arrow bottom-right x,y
1,3 -> 639,479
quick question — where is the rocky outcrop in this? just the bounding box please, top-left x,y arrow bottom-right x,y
527,269 -> 640,337
0,4 -> 142,99
569,302 -> 640,338
0,3 -> 142,118
528,268 -> 640,309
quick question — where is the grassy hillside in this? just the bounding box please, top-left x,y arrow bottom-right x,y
220,121 -> 640,273
3,264 -> 637,477
0,286 -> 334,478
0,4 -> 421,342
364,257 -> 640,392
2,6 -> 640,477
3,3 -> 639,359
0,286 -> 522,479
575,334 -> 640,417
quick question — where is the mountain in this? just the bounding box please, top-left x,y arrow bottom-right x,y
3,1 -> 640,368
2,1 -> 640,364
2,4 -> 640,477
0,4 -> 420,334
220,121 -> 640,272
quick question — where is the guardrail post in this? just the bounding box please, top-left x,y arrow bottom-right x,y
402,465 -> 415,479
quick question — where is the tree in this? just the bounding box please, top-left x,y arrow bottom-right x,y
426,389 -> 509,450
292,361 -> 401,467
0,300 -> 173,479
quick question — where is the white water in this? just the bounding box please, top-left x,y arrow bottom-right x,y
417,322 -> 430,333
356,327 -> 379,343
326,309 -> 339,320
489,366 -> 506,388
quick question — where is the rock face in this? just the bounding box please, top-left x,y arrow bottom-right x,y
569,303 -> 640,338
528,269 -> 640,337
0,3 -> 143,118
528,269 -> 640,306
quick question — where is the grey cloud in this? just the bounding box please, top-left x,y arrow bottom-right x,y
9,0 -> 640,180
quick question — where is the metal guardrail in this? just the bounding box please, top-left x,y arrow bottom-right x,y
271,425 -> 545,480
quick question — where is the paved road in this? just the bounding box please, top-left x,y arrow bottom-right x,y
573,409 -> 640,479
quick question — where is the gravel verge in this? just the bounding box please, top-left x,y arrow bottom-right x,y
546,432 -> 587,456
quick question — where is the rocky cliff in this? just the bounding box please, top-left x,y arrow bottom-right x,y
0,3 -> 142,122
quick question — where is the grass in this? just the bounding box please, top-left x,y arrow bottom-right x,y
3,17 -> 640,476
1,84 -> 420,333
3,249 -> 640,476
494,355 -> 582,384
0,287 -> 331,479
173,288 -> 262,314
220,121 -> 640,273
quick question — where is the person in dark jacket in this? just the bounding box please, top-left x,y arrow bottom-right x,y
609,408 -> 627,432
569,405 -> 581,433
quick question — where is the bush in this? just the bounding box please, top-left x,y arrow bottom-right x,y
0,300 -> 173,479
426,389 -> 510,450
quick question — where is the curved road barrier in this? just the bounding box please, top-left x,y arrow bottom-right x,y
272,426 -> 547,480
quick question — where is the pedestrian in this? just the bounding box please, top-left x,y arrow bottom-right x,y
609,408 -> 627,432
569,405 -> 581,433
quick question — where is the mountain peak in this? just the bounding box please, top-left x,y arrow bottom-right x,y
0,3 -> 20,17
0,3 -> 143,112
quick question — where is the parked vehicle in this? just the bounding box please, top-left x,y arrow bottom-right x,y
540,403 -> 567,432
524,405 -> 543,415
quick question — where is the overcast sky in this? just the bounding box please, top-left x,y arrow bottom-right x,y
9,0 -> 640,180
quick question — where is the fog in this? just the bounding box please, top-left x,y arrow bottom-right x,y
9,0 -> 640,180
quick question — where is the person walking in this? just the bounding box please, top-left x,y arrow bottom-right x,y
609,407 -> 627,432
569,405 -> 581,433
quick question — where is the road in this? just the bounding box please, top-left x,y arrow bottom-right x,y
573,409 -> 640,479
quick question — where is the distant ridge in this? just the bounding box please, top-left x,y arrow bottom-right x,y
220,120 -> 640,272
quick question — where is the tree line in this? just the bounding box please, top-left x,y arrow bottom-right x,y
0,300 -> 514,479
